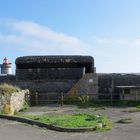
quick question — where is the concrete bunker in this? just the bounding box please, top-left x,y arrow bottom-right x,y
16,55 -> 94,81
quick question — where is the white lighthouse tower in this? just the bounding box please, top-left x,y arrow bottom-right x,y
1,57 -> 12,75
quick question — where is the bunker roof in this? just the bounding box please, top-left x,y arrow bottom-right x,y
15,55 -> 94,64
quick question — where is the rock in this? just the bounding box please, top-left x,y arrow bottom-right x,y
96,123 -> 103,129
2,104 -> 14,115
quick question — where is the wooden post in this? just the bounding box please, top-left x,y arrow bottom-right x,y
110,91 -> 113,105
122,89 -> 125,104
110,76 -> 114,105
61,92 -> 63,106
35,92 -> 38,105
25,91 -> 30,106
136,89 -> 138,103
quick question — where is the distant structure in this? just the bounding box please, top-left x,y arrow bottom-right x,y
1,55 -> 140,104
14,55 -> 97,100
15,55 -> 95,80
0,57 -> 12,74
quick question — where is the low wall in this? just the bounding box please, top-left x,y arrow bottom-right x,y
0,89 -> 29,113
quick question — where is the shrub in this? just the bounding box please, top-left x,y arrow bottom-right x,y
0,83 -> 21,95
78,94 -> 89,103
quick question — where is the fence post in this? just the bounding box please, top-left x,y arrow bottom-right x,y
25,91 -> 30,106
122,89 -> 125,104
110,92 -> 113,105
35,92 -> 38,105
136,89 -> 138,103
60,92 -> 63,106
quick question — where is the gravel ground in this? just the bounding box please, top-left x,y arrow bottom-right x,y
1,105 -> 140,140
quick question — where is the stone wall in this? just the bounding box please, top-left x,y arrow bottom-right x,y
0,89 -> 29,114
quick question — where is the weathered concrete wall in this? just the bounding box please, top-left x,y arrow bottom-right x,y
2,73 -> 140,96
0,75 -> 78,94
66,73 -> 98,99
0,89 -> 29,114
16,55 -> 94,81
14,80 -> 78,94
16,68 -> 84,80
98,73 -> 140,94
0,75 -> 16,83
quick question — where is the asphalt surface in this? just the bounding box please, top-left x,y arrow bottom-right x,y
1,106 -> 140,140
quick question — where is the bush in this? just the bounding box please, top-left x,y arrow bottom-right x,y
0,83 -> 21,95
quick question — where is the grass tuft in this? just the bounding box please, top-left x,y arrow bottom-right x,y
0,83 -> 21,95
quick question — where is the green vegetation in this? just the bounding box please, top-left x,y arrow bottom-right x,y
136,105 -> 140,111
64,98 -> 140,108
64,99 -> 105,109
117,117 -> 133,124
25,113 -> 113,131
0,83 -> 21,95
19,102 -> 30,113
78,95 -> 89,104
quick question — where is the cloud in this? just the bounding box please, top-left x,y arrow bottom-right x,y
88,36 -> 140,73
1,19 -> 140,73
0,20 -> 91,55
90,36 -> 140,48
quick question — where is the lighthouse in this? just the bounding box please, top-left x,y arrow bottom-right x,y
1,57 -> 12,74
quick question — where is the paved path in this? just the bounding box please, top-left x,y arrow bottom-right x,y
1,106 -> 140,140
0,118 -> 140,140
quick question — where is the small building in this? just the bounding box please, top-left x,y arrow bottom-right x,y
116,86 -> 140,101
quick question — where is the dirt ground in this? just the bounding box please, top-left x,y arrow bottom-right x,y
1,105 -> 140,140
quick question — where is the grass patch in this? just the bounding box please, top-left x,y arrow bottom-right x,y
136,105 -> 140,111
64,99 -> 140,108
25,113 -> 113,131
117,117 -> 133,124
64,99 -> 107,109
0,83 -> 21,95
